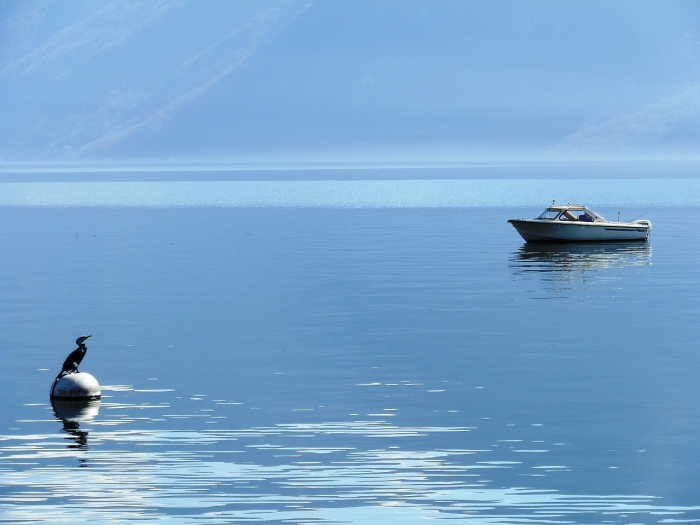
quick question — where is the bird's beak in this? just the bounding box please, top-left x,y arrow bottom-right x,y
85,335 -> 92,339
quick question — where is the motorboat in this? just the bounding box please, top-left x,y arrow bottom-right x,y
508,204 -> 651,243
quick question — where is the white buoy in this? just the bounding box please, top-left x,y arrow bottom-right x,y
51,372 -> 101,399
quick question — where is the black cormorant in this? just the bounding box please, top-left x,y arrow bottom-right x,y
60,335 -> 91,374
51,336 -> 93,399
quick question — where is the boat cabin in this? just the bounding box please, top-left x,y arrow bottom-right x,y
535,205 -> 605,223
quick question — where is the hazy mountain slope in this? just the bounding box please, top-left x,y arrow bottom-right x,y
1,1 -> 699,162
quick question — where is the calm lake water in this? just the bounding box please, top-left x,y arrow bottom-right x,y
0,170 -> 699,523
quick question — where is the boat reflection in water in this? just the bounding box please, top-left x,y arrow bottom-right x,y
509,242 -> 652,282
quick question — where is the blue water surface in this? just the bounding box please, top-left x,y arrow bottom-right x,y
0,171 -> 698,523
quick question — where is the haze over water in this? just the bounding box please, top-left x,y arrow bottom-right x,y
2,1 -> 700,522
0,165 -> 699,523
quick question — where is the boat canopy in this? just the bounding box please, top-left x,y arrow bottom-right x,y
535,205 -> 606,222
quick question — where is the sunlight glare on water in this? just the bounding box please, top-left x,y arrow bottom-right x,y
3,395 -> 700,524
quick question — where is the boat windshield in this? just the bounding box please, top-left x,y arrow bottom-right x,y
536,209 -> 561,220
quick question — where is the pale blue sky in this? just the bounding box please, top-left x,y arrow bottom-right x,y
1,0 -> 699,163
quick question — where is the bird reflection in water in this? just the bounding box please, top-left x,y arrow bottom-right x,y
51,398 -> 100,467
509,242 -> 652,279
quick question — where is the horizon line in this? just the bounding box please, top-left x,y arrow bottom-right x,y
1,158 -> 700,174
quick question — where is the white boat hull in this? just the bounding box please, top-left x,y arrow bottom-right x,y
508,219 -> 651,243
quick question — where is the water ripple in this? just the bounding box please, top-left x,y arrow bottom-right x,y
1,421 -> 697,524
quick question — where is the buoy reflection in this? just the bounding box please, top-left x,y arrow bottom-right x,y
51,398 -> 101,465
